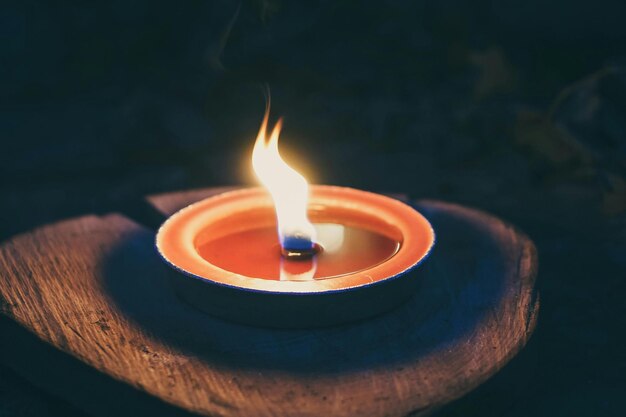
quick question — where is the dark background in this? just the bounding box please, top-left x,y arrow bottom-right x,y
1,0 -> 625,415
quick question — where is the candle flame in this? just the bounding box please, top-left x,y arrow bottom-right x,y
252,108 -> 316,251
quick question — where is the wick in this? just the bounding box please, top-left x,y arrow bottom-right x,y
281,242 -> 322,260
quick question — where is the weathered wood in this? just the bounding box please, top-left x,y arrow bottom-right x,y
0,188 -> 538,417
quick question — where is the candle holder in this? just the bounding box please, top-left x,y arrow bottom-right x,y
0,185 -> 538,417
156,185 -> 435,327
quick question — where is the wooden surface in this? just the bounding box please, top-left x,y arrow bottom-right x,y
0,188 -> 538,417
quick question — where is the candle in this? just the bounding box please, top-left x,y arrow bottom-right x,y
156,109 -> 435,327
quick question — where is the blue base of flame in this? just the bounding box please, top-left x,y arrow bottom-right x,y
282,235 -> 315,252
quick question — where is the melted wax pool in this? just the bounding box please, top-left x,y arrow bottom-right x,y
196,223 -> 400,281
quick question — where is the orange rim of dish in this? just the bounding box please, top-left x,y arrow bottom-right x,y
156,185 -> 435,294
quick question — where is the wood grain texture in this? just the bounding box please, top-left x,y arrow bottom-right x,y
0,188 -> 538,417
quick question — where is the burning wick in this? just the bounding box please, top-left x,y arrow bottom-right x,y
252,107 -> 318,259
281,241 -> 322,260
